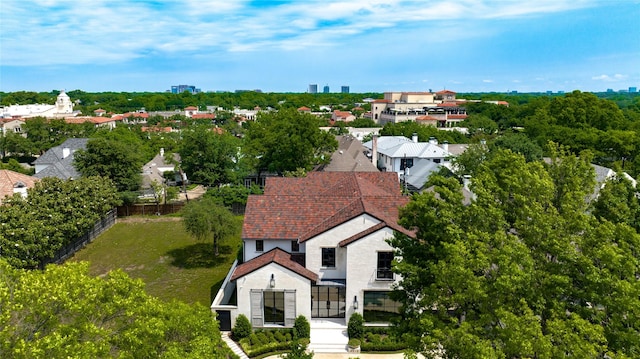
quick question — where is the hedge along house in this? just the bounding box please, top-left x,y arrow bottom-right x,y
211,172 -> 415,331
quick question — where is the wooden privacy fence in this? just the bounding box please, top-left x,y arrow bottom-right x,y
117,203 -> 185,217
117,202 -> 245,216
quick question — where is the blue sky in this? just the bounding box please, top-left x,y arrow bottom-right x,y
1,0 -> 638,93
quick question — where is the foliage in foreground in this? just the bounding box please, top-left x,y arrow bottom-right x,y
0,259 -> 235,358
391,147 -> 640,358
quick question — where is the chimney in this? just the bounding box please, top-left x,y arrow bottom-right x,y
443,140 -> 449,153
412,133 -> 418,143
372,135 -> 378,166
463,175 -> 471,190
160,148 -> 165,157
429,136 -> 437,145
62,147 -> 70,159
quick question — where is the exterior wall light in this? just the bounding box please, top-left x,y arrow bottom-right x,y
270,273 -> 275,288
353,295 -> 359,310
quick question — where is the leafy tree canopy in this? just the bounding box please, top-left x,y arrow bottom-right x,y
0,259 -> 234,358
179,126 -> 244,186
243,108 -> 338,173
74,137 -> 144,192
380,121 -> 467,144
391,147 -> 640,358
0,176 -> 120,269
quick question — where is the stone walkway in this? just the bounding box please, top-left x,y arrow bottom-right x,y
221,332 -> 249,359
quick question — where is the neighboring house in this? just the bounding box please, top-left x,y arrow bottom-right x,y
318,135 -> 379,172
33,138 -> 88,180
0,118 -> 26,136
184,106 -> 198,117
363,135 -> 454,191
141,148 -> 180,189
0,170 -> 38,204
212,172 -> 414,330
331,110 -> 356,123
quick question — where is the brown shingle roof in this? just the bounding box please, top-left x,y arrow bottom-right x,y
242,172 -> 414,242
231,248 -> 318,281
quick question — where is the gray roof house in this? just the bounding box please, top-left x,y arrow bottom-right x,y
318,135 -> 379,172
33,138 -> 88,180
141,148 -> 180,189
363,134 -> 454,191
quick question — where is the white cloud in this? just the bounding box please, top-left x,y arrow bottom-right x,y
0,0 -> 611,67
592,74 -> 628,82
483,79 -> 494,83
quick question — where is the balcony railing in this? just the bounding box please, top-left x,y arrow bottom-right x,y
376,268 -> 394,280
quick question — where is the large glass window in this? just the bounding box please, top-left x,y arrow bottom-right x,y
322,248 -> 335,267
263,291 -> 285,325
363,291 -> 401,323
311,286 -> 346,318
377,252 -> 394,280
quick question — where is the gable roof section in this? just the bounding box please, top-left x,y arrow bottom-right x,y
0,170 -> 38,201
339,222 -> 386,247
243,172 -> 414,242
34,138 -> 88,180
231,248 -> 318,281
319,135 -> 378,172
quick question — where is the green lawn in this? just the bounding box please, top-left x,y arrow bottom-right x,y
69,217 -> 241,306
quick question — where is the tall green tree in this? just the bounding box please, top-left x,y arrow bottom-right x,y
592,173 -> 640,232
179,126 -> 242,186
0,259 -> 234,358
74,137 -> 144,191
243,108 -> 338,173
182,197 -> 239,256
391,148 -> 640,358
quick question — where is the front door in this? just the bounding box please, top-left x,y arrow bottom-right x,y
311,285 -> 346,318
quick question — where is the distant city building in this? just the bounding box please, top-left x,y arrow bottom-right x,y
341,86 -> 350,94
323,85 -> 330,93
607,89 -> 614,93
629,87 -> 637,93
170,85 -> 201,94
308,84 -> 318,94
370,90 -> 467,126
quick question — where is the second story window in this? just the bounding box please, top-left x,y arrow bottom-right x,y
322,248 -> 335,268
377,251 -> 394,280
291,241 -> 299,253
256,240 -> 264,252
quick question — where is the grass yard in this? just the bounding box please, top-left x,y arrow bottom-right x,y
69,217 -> 242,306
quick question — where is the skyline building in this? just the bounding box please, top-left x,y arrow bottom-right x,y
308,84 -> 318,94
341,86 -> 350,94
323,85 -> 330,93
170,85 -> 201,94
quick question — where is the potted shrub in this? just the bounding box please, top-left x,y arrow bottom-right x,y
348,338 -> 361,353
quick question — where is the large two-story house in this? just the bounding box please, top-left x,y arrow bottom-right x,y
212,172 -> 414,330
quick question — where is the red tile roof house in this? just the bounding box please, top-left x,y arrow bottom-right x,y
211,172 -> 415,338
0,170 -> 38,204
